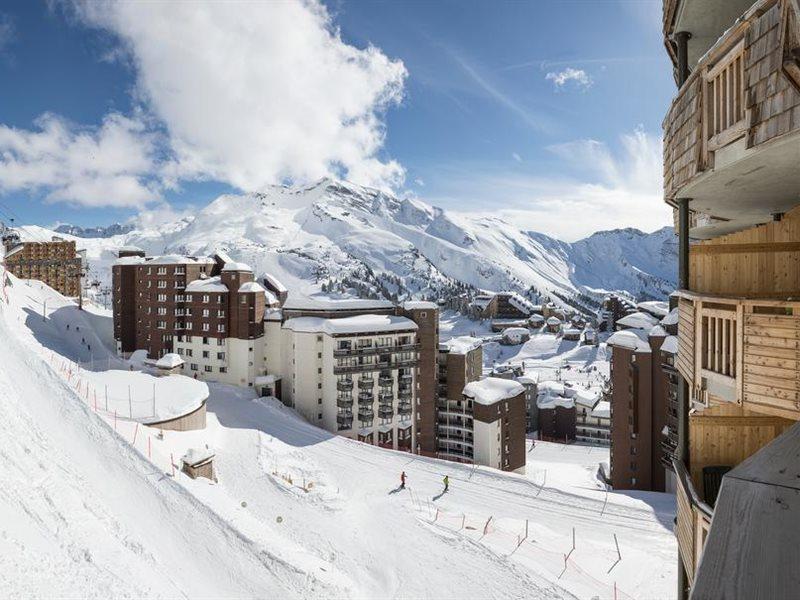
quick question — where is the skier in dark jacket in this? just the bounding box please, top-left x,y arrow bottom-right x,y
400,471 -> 406,489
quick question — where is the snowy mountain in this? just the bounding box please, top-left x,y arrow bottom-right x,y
22,179 -> 676,307
53,223 -> 135,238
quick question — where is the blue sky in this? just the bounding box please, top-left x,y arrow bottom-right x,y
0,0 -> 675,241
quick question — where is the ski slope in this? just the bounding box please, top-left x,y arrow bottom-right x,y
0,274 -> 677,598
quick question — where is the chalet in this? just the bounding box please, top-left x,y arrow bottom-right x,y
662,0 -> 800,595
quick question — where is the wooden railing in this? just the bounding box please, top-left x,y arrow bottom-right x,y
706,41 -> 746,150
675,291 -> 800,419
674,458 -> 714,584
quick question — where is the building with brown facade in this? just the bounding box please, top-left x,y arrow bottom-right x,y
3,238 -> 83,298
662,0 -> 800,595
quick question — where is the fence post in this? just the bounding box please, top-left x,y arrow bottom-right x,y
170,453 -> 175,477
132,423 -> 139,446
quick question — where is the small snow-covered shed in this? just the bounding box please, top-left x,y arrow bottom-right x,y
501,326 -> 530,345
181,447 -> 215,480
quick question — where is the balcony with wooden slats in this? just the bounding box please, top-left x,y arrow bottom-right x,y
663,0 -> 800,239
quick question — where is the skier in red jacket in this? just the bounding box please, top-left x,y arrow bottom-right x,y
400,471 -> 407,489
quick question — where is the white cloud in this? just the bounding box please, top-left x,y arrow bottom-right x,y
425,129 -> 672,241
545,67 -> 592,90
512,152 -> 522,163
0,112 -> 160,208
69,0 -> 407,192
414,178 -> 425,187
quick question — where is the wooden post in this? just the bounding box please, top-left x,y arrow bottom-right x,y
483,516 -> 493,535
133,423 -> 139,446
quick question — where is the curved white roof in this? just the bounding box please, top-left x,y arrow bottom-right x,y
403,300 -> 438,310
607,329 -> 652,353
156,353 -> 184,369
186,276 -> 228,293
546,316 -> 561,325
283,314 -> 417,335
616,311 -> 659,330
463,377 -> 524,405
222,262 -> 252,272
660,335 -> 678,354
239,281 -> 266,293
440,336 -> 482,355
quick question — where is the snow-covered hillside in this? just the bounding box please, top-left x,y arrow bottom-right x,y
1,272 -> 677,599
28,179 -> 676,306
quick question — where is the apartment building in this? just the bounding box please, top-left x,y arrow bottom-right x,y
438,376 -> 526,472
2,237 -> 83,298
112,250 -> 274,385
607,327 -> 670,491
436,336 -> 482,461
662,0 -> 800,595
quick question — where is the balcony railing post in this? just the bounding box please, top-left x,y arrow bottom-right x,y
675,31 -> 692,87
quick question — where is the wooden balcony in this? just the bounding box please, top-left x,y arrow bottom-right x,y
663,0 -> 800,238
674,458 -> 713,586
675,290 -> 800,420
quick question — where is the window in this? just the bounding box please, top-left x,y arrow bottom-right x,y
203,337 -> 209,345
190,363 -> 198,371
204,365 -> 213,373
420,311 -> 427,318
217,324 -> 225,333
318,413 -> 323,420
217,352 -> 226,360
174,267 -> 185,275
217,338 -> 225,346
202,309 -> 210,318
217,309 -> 225,318
318,398 -> 322,405
202,295 -> 210,303
202,351 -> 209,358
186,322 -> 193,330
241,296 -> 247,305
158,307 -> 167,316
158,280 -> 167,288
157,321 -> 166,329
202,323 -> 210,332
185,294 -> 192,302
176,348 -> 184,356
157,267 -> 167,275
219,367 -> 227,373
175,294 -> 184,302
185,349 -> 193,357
157,294 -> 167,302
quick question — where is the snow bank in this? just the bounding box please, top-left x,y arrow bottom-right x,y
463,377 -> 524,405
155,353 -> 184,369
661,335 -> 678,354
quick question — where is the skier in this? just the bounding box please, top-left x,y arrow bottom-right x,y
400,471 -> 406,489
443,475 -> 449,493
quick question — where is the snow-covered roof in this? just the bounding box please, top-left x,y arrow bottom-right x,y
282,296 -> 394,311
118,245 -> 144,253
546,316 -> 561,325
616,311 -> 658,330
660,335 -> 678,354
529,314 -> 545,323
563,328 -> 581,335
264,308 -> 283,321
186,276 -> 228,293
181,447 -> 215,467
155,353 -> 184,369
463,377 -> 524,405
402,300 -> 438,311
222,261 -> 252,272
591,400 -> 611,419
661,307 -> 679,326
239,281 -> 266,293
264,290 -> 279,306
637,300 -> 670,318
440,336 -> 482,355
263,273 -> 287,294
649,325 -> 667,338
516,372 -> 539,385
114,256 -> 146,265
471,295 -> 494,308
254,374 -> 280,385
502,326 -> 529,337
283,314 -> 417,335
149,254 -> 214,265
607,329 -> 652,353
